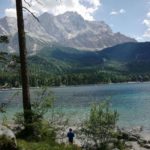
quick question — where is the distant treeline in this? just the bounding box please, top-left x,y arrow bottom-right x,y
1,70 -> 150,88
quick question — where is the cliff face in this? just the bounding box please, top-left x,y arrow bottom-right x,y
0,11 -> 136,54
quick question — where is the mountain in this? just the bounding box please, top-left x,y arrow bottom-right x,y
0,16 -> 17,35
1,41 -> 149,74
98,42 -> 150,73
28,42 -> 150,74
1,42 -> 150,86
0,16 -> 56,54
28,45 -> 102,73
0,11 -> 136,54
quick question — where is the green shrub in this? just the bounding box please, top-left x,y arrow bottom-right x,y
114,140 -> 126,150
81,101 -> 119,149
14,88 -> 55,140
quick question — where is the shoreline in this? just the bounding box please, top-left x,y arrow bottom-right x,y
1,81 -> 150,91
50,123 -> 150,150
1,117 -> 150,149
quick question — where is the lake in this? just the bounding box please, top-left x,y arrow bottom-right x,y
1,82 -> 150,129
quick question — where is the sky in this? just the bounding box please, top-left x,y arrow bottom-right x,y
0,0 -> 150,42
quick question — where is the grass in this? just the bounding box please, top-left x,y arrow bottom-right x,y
16,121 -> 81,150
17,139 -> 81,150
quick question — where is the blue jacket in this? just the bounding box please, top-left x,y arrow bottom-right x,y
67,131 -> 74,140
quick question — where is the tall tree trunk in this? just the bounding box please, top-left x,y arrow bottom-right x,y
16,0 -> 32,125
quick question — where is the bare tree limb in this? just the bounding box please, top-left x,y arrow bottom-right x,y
57,0 -> 62,3
22,6 -> 39,22
24,0 -> 31,7
29,0 -> 33,3
35,0 -> 44,6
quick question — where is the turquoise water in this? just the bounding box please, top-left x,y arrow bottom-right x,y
1,82 -> 150,129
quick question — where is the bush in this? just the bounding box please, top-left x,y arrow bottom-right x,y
81,101 -> 119,149
14,88 -> 55,140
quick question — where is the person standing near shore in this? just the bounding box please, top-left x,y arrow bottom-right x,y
67,128 -> 75,144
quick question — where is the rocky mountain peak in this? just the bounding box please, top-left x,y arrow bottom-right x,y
0,16 -> 17,35
39,12 -> 54,20
0,11 -> 136,54
58,11 -> 84,20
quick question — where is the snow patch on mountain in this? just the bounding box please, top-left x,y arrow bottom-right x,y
0,11 -> 136,54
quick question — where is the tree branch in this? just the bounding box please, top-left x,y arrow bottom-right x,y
22,6 -> 39,22
24,0 -> 31,7
35,0 -> 44,6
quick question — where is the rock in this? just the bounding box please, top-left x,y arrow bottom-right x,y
143,144 -> 150,149
130,141 -> 148,150
118,128 -> 142,142
7,124 -> 24,135
112,148 -> 120,150
120,139 -> 125,142
125,142 -> 133,148
107,143 -> 115,149
128,135 -> 138,141
110,138 -> 118,143
120,131 -> 130,140
138,138 -> 147,145
133,133 -> 140,139
0,125 -> 17,150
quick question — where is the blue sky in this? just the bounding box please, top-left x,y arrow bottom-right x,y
95,0 -> 149,41
0,0 -> 150,41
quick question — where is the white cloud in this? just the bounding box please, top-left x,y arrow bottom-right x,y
136,36 -> 145,42
5,8 -> 16,17
110,9 -> 126,16
36,0 -> 101,20
119,9 -> 126,14
110,11 -> 118,15
6,0 -> 101,21
10,0 -> 15,4
142,17 -> 150,39
147,12 -> 150,17
131,35 -> 145,42
141,8 -> 150,40
84,0 -> 101,8
143,19 -> 150,27
143,28 -> 150,38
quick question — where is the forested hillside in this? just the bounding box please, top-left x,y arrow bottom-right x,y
1,42 -> 150,87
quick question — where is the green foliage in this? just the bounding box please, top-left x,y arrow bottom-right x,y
2,43 -> 150,87
114,140 -> 126,150
48,109 -> 69,143
0,103 -> 7,113
17,139 -> 81,150
14,88 -> 80,150
31,88 -> 54,122
81,101 -> 119,149
0,35 -> 9,43
15,88 -> 54,123
14,88 -> 54,140
0,91 -> 20,126
15,112 -> 55,141
0,52 -> 7,62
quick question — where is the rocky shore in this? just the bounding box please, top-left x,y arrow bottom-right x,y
1,123 -> 150,150
56,125 -> 150,150
117,127 -> 150,150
